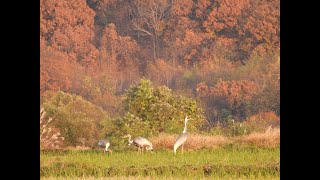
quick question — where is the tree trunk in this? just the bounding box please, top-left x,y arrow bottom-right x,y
153,35 -> 158,61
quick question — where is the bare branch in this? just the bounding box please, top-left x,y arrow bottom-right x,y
133,27 -> 154,36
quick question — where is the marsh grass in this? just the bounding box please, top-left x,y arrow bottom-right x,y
151,127 -> 279,150
40,108 -> 64,150
41,147 -> 279,179
233,127 -> 280,148
41,127 -> 279,179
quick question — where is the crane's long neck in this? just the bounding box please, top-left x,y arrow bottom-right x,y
182,120 -> 187,133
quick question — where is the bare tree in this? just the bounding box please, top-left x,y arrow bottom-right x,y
129,0 -> 171,61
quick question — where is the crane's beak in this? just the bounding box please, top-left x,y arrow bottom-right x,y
122,134 -> 131,138
122,135 -> 128,138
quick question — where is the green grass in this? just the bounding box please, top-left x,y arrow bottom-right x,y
41,147 -> 279,179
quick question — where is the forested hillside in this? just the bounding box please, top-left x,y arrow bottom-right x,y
40,0 -> 279,149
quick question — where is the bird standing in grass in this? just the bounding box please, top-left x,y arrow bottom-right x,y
98,140 -> 112,155
173,116 -> 190,155
123,134 -> 153,152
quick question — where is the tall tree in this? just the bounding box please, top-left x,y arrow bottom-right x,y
199,0 -> 280,64
99,23 -> 141,92
40,46 -> 79,93
129,0 -> 171,61
40,0 -> 99,66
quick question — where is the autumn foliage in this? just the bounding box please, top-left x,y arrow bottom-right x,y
244,111 -> 280,132
210,80 -> 259,107
40,0 -> 280,148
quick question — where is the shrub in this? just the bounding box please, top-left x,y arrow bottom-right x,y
125,79 -> 205,134
209,120 -> 247,137
42,91 -> 110,147
101,113 -> 154,150
243,111 -> 280,133
101,79 -> 206,150
195,54 -> 280,126
209,111 -> 279,137
78,75 -> 122,117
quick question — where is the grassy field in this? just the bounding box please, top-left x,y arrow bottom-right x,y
40,146 -> 280,180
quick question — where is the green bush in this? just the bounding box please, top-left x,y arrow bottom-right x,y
100,112 -> 153,150
103,79 -> 205,146
42,91 -> 110,147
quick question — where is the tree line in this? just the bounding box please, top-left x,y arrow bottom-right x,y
40,0 -> 280,148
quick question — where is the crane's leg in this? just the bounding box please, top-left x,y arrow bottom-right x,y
105,143 -> 110,153
181,145 -> 184,154
173,144 -> 178,155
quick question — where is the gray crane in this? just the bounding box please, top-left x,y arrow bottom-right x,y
98,139 -> 112,154
122,134 -> 153,152
173,116 -> 191,155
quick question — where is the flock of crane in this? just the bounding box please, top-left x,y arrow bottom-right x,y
98,116 -> 191,155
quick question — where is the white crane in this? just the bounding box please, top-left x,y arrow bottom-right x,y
98,139 -> 112,155
122,134 -> 153,152
173,116 -> 191,155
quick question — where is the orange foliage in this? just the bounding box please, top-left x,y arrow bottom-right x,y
244,111 -> 280,132
204,0 -> 249,33
87,0 -> 117,23
243,0 -> 280,44
197,80 -> 259,104
163,0 -> 203,66
146,59 -> 183,87
40,46 -> 80,93
40,0 -> 99,66
196,80 -> 260,121
174,30 -> 205,65
201,0 -> 279,61
246,111 -> 280,124
100,23 -> 140,70
170,0 -> 194,17
211,79 -> 259,106
40,0 -> 280,123
195,0 -> 214,18
196,82 -> 210,98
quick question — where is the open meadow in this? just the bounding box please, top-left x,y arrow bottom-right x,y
41,147 -> 279,179
41,128 -> 280,180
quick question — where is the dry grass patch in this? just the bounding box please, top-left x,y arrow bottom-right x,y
40,108 -> 64,150
150,127 -> 279,150
65,146 -> 91,151
150,133 -> 229,150
185,134 -> 229,150
232,127 -> 280,148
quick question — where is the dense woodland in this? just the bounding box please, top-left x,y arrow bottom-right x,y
40,0 -> 280,149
